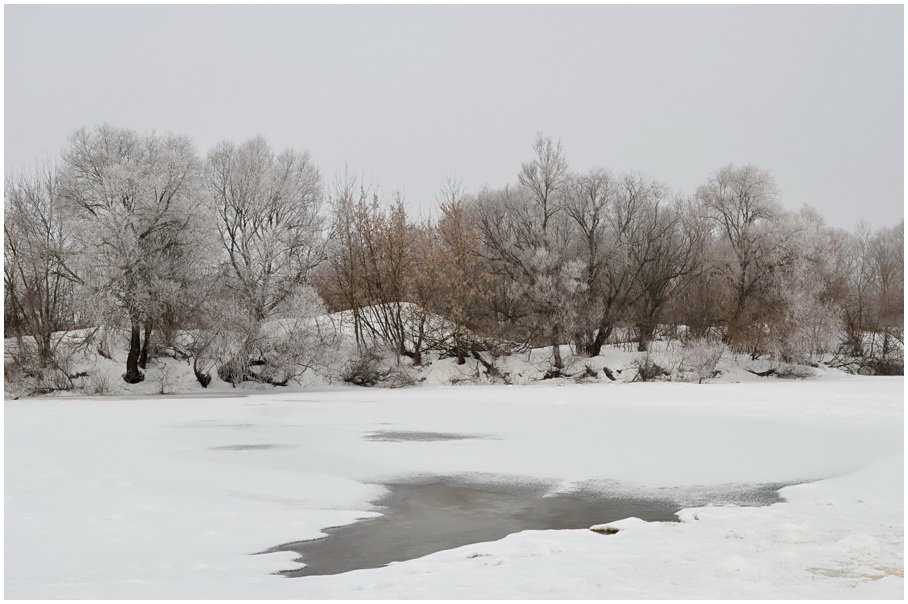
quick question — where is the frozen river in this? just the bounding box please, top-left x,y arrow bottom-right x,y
5,376 -> 903,598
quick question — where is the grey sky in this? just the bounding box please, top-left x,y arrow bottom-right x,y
5,4 -> 903,230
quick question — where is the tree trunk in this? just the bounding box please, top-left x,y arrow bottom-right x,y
636,321 -> 655,352
725,277 -> 750,350
455,336 -> 466,365
193,358 -> 211,388
411,315 -> 425,366
37,331 -> 52,369
471,350 -> 501,378
124,320 -> 145,383
552,341 -> 563,370
218,330 -> 258,386
138,323 -> 152,369
585,323 -> 613,357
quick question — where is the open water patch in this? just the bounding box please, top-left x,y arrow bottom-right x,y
209,444 -> 296,451
363,430 -> 490,442
179,421 -> 255,430
262,475 -> 793,577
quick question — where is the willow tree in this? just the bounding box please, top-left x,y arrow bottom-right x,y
60,125 -> 202,383
205,136 -> 325,383
697,164 -> 782,349
476,135 -> 579,370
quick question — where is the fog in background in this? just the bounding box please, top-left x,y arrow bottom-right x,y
5,4 -> 903,229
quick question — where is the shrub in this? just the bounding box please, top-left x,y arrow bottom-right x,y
829,329 -> 903,376
84,373 -> 111,395
154,363 -> 176,394
32,367 -> 73,395
773,362 -> 815,380
342,347 -> 418,388
632,351 -> 669,382
681,338 -> 727,383
342,347 -> 384,387
4,361 -> 29,398
5,339 -> 76,395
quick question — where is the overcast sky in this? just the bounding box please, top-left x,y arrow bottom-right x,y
5,4 -> 903,229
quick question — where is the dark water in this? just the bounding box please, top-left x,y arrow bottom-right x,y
209,444 -> 296,451
262,475 -> 790,577
363,430 -> 490,442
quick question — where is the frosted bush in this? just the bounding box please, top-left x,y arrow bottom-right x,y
154,363 -> 176,395
681,338 -> 728,383
632,351 -> 670,382
773,362 -> 815,380
342,346 -> 418,388
84,373 -> 111,395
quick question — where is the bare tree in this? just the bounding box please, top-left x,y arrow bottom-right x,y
696,164 -> 782,349
663,197 -> 719,340
323,179 -> 432,363
869,221 -> 904,334
431,179 -> 496,363
4,167 -> 80,373
563,168 -> 618,355
861,221 -> 904,371
518,134 -> 570,235
627,196 -> 700,351
840,222 -> 876,357
564,172 -> 662,355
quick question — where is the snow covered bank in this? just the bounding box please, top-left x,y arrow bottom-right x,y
7,317 -> 883,399
4,376 -> 903,598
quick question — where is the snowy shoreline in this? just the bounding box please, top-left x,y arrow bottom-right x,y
5,377 -> 903,599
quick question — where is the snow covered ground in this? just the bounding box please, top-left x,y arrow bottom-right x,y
4,375 -> 903,598
6,317 -> 859,399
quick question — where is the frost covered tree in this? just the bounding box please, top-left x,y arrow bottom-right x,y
758,207 -> 843,360
562,167 -> 620,355
60,125 -> 203,383
836,221 -> 904,372
518,135 -> 570,234
868,222 -> 904,372
840,223 -> 878,356
9,126 -> 903,386
696,164 -> 782,350
204,136 -> 326,383
476,135 -> 580,370
564,171 -> 666,355
868,222 -> 904,336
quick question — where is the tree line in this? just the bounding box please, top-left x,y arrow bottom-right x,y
4,126 -> 903,391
